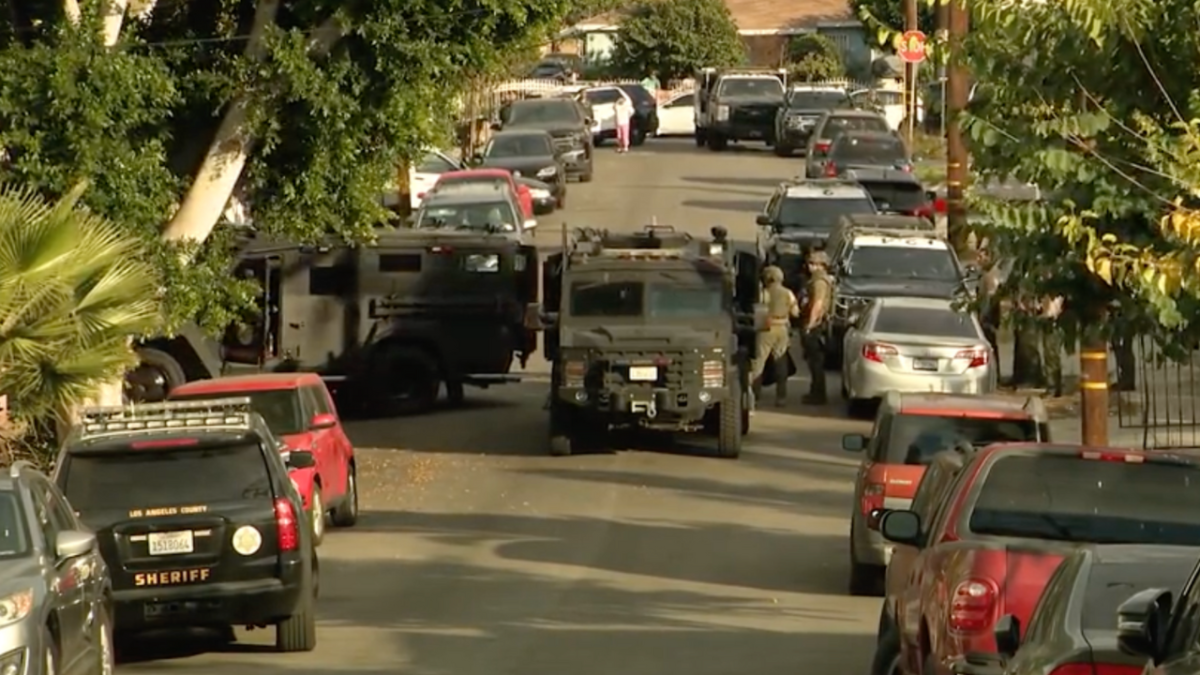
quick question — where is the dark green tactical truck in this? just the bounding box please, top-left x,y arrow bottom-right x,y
226,228 -> 539,414
527,224 -> 765,459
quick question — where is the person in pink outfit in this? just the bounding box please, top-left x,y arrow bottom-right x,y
614,96 -> 633,153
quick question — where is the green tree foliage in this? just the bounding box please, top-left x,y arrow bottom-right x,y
609,0 -> 745,80
785,34 -> 845,82
851,0 -> 936,43
0,183 -> 160,426
964,0 -> 1200,347
0,0 -> 576,333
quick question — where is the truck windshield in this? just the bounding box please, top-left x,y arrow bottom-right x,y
969,454 -> 1200,545
718,78 -> 783,98
778,197 -> 874,229
846,245 -> 958,280
503,101 -> 580,126
569,281 -> 723,317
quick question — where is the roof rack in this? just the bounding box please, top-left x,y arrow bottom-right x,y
78,397 -> 256,442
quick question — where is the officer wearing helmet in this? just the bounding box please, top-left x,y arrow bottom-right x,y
751,265 -> 799,406
801,249 -> 833,405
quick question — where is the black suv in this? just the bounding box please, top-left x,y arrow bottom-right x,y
773,87 -> 851,157
497,98 -> 594,182
55,397 -> 318,652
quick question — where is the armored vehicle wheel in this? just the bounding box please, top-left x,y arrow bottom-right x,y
694,130 -> 707,147
716,381 -> 743,459
445,380 -> 466,406
549,435 -> 573,456
125,347 -> 186,403
773,143 -> 793,157
707,133 -> 728,152
383,346 -> 441,415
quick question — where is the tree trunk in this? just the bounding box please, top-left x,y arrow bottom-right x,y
160,12 -> 344,245
102,0 -> 129,47
63,0 -> 81,24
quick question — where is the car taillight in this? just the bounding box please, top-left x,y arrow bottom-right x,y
900,163 -> 912,172
815,140 -> 831,153
275,498 -> 299,552
948,579 -> 997,632
1080,450 -> 1146,463
954,348 -> 989,368
861,483 -> 884,522
1049,665 -> 1142,675
563,361 -> 586,387
823,162 -> 838,177
863,343 -> 897,363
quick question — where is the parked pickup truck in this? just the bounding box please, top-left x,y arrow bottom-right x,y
878,444 -> 1200,675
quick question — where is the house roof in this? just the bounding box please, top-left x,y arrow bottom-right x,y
576,0 -> 856,33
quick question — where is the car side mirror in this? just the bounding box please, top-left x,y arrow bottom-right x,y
56,530 -> 96,559
310,413 -> 337,430
841,434 -> 868,452
1117,588 -> 1173,660
752,303 -> 769,331
755,214 -> 771,226
879,510 -> 923,546
287,450 -> 317,470
523,219 -> 538,231
994,614 -> 1021,658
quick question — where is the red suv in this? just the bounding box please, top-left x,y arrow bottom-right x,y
878,444 -> 1200,675
842,392 -> 1049,595
169,373 -> 358,544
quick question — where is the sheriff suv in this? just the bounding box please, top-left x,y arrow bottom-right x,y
54,398 -> 319,652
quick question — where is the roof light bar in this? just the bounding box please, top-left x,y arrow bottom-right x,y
78,397 -> 255,441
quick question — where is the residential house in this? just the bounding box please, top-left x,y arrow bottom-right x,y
562,0 -> 873,75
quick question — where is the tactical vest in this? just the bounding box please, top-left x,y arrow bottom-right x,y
765,284 -> 794,325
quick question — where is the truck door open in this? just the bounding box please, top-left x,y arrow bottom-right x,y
223,255 -> 281,365
516,245 -> 539,364
278,247 -> 357,370
542,252 -> 563,360
734,248 -> 762,358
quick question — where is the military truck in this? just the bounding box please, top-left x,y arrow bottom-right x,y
222,227 -> 539,414
528,224 -> 764,458
693,67 -> 787,151
125,328 -> 224,403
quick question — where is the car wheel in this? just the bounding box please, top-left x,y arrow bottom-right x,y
309,489 -> 325,546
125,347 -> 186,403
42,625 -> 59,675
275,574 -> 317,652
632,129 -> 646,146
330,464 -> 358,527
382,346 -> 440,415
773,144 -> 793,157
580,170 -> 593,183
871,628 -> 903,675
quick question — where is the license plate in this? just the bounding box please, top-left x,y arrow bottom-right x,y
912,358 -> 939,372
628,366 -> 658,381
148,531 -> 194,556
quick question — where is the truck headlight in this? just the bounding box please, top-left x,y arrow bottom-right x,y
702,360 -> 724,388
563,360 -> 586,387
716,105 -> 730,121
464,254 -> 499,273
537,166 -> 557,179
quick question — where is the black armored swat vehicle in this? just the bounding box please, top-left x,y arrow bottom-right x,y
225,227 -> 539,414
529,224 -> 764,459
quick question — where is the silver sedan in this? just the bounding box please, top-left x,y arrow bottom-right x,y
840,296 -> 997,414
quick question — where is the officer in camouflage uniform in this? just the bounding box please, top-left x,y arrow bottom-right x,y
751,265 -> 799,406
801,250 -> 834,405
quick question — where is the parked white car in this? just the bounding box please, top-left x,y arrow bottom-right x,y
582,85 -> 634,143
379,149 -> 462,209
849,88 -> 925,131
655,91 -> 696,136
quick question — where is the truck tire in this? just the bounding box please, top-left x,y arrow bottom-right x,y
382,346 -> 440,415
275,574 -> 317,652
707,133 -> 728,152
694,129 -> 707,147
126,347 -> 186,403
549,435 -> 573,457
716,381 -> 743,459
773,143 -> 793,157
632,128 -> 647,146
548,402 -> 574,456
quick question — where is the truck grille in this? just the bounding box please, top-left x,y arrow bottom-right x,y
732,105 -> 776,126
586,351 -> 704,389
551,136 -> 577,153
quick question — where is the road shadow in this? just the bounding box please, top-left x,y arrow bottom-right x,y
681,199 -> 764,213
516,467 -> 852,520
681,175 -> 784,189
350,511 -> 851,596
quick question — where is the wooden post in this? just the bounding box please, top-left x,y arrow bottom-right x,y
395,159 -> 412,219
904,0 -> 919,145
945,0 -> 970,252
1080,332 -> 1110,446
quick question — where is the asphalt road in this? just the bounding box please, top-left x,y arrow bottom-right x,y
119,138 -> 882,675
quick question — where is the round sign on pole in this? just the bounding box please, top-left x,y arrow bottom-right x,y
895,30 -> 927,64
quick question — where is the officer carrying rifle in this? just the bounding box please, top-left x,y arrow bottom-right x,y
800,250 -> 833,405
751,265 -> 799,407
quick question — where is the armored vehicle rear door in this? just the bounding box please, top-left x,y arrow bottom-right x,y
224,254 -> 282,365
516,245 -> 539,362
733,247 -> 761,356
279,246 -> 356,370
542,252 -> 563,360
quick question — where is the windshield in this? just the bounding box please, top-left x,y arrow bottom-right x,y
486,134 -> 552,158
63,442 -> 274,512
789,91 -> 849,109
568,280 -> 723,317
503,101 -> 581,126
416,202 -> 517,232
437,176 -> 509,194
883,415 -> 1038,464
859,181 -> 928,212
846,245 -> 958,280
0,493 -> 29,559
873,306 -> 979,338
171,389 -> 304,435
833,136 -> 908,165
970,455 -> 1200,545
778,197 -> 875,229
718,78 -> 783,98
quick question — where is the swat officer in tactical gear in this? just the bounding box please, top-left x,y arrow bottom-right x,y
801,250 -> 833,405
751,265 -> 799,406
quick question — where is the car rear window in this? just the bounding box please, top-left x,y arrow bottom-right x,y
970,455 -> 1200,545
1081,560 -> 1194,629
171,389 -> 303,436
883,414 -> 1038,464
873,307 -> 978,338
832,136 -> 907,164
63,442 -> 274,513
617,85 -> 656,107
858,180 -> 927,212
823,115 -> 890,138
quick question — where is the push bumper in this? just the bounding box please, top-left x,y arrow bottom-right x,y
557,386 -> 726,424
710,121 -> 772,141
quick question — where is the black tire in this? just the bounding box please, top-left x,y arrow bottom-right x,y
549,403 -> 574,456
849,555 -> 885,596
740,406 -> 750,436
125,347 -> 186,402
632,129 -> 646,146
580,169 -> 594,183
275,573 -> 317,652
876,602 -> 893,640
694,130 -> 707,147
871,627 -> 903,675
848,398 -> 874,419
716,381 -> 743,459
329,463 -> 358,527
382,346 -> 440,415
707,133 -> 728,152
549,435 -> 572,456
773,144 -> 793,157
445,380 -> 466,407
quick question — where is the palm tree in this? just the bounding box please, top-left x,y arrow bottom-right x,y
0,182 -> 161,433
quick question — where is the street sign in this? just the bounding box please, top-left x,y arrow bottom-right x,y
896,30 -> 927,64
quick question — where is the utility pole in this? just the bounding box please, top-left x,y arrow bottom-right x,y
1080,325 -> 1110,446
936,0 -> 949,139
945,0 -> 970,253
904,0 -> 919,146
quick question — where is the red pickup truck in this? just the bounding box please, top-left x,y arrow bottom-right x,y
879,443 -> 1200,675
